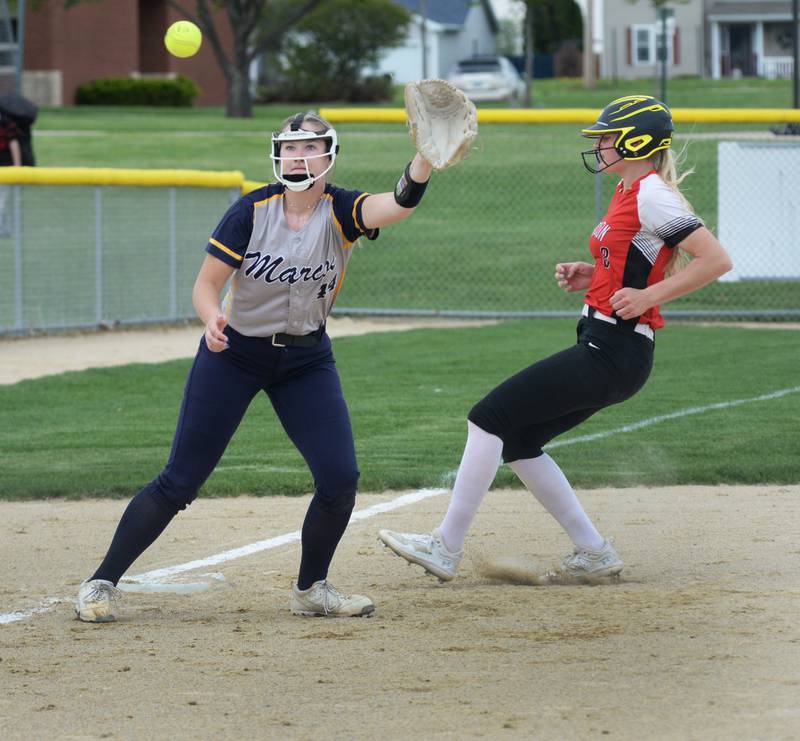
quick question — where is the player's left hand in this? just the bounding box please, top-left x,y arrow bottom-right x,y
609,287 -> 653,320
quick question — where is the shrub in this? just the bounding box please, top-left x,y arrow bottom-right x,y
257,73 -> 394,104
75,75 -> 199,106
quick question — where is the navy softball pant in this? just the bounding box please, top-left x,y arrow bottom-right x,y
150,327 -> 358,513
91,327 -> 358,588
469,318 -> 655,463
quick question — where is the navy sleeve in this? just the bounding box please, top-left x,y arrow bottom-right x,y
329,186 -> 379,244
206,196 -> 255,267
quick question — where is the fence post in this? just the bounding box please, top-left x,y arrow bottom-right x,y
169,187 -> 177,319
594,172 -> 603,224
13,185 -> 22,331
95,187 -> 103,325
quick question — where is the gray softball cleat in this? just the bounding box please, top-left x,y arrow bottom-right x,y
76,578 -> 122,622
378,528 -> 464,582
290,580 -> 375,617
561,539 -> 623,580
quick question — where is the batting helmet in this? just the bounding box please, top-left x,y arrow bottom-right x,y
580,95 -> 673,173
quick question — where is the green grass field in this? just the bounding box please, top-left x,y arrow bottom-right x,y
1,320 -> 797,499
1,78 -> 796,500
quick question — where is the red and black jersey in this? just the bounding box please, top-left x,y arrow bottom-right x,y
585,170 -> 702,330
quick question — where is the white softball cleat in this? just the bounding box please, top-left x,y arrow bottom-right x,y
562,539 -> 623,580
290,580 -> 375,617
75,578 -> 122,622
378,528 -> 463,582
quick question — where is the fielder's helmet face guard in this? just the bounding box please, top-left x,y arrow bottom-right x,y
270,117 -> 339,192
580,95 -> 674,174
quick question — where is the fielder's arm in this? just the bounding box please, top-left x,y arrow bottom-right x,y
193,254 -> 236,351
360,153 -> 433,229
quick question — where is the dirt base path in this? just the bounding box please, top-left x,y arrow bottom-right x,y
0,316 -> 498,385
1,485 -> 799,739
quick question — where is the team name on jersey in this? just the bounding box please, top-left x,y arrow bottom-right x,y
243,251 -> 336,285
592,221 -> 612,241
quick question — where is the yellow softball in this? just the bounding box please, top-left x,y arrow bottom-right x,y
164,21 -> 202,59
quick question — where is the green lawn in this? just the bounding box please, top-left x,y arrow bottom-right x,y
1,320 -> 797,499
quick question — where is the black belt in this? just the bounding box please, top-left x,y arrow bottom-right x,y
270,324 -> 325,348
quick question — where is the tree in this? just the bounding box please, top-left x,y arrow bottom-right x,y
515,0 -> 583,101
282,0 -> 410,102
528,0 -> 582,54
170,0 -> 324,117
62,0 -> 324,118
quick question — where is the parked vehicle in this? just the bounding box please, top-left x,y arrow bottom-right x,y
447,55 -> 526,103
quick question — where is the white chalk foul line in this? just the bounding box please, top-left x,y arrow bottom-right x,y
4,383 -> 799,625
440,384 -> 800,484
0,598 -> 65,626
0,488 -> 447,625
130,488 -> 447,582
546,384 -> 800,449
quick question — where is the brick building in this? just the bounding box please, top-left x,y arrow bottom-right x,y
23,0 -> 232,106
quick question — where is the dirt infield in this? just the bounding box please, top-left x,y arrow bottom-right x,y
1,320 -> 798,738
1,486 -> 799,739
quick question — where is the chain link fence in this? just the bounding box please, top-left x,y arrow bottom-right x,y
334,128 -> 799,320
1,131 -> 798,336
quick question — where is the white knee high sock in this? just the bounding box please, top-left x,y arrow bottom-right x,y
438,421 -> 503,552
508,453 -> 604,550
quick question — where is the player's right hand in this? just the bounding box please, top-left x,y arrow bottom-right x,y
205,313 -> 229,352
555,262 -> 594,292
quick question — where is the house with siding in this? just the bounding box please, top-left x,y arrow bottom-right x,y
707,1 -> 795,78
374,0 -> 499,82
599,0 -> 704,80
598,0 -> 794,81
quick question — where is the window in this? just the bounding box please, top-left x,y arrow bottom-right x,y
634,25 -> 653,65
632,22 -> 675,67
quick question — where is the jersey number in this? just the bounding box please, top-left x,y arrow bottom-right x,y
317,274 -> 337,300
600,246 -> 611,269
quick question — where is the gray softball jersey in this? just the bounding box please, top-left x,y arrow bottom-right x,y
206,183 -> 378,338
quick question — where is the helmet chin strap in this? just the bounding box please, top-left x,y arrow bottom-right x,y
581,145 -> 623,175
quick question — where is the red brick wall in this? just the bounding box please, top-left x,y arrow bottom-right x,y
25,0 -> 232,106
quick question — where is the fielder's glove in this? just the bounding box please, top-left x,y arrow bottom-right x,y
404,79 -> 478,171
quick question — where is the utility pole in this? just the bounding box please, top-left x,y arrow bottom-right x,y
524,1 -> 533,107
659,6 -> 669,103
14,0 -> 24,95
583,0 -> 595,89
794,0 -> 799,107
420,0 -> 428,79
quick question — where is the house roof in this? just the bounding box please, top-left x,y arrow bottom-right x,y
706,1 -> 791,17
392,0 -> 498,32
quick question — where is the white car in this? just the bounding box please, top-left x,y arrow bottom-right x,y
447,55 -> 526,103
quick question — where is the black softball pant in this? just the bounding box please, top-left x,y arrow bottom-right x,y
91,328 -> 358,588
469,318 -> 654,463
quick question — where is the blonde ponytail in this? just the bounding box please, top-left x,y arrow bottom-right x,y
655,147 -> 694,276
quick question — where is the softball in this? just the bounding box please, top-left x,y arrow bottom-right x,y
164,20 -> 202,58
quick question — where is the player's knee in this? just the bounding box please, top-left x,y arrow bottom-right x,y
314,466 -> 359,515
468,397 -> 505,438
501,439 -> 544,464
148,473 -> 198,512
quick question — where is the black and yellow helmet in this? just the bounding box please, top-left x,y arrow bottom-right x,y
581,95 -> 673,160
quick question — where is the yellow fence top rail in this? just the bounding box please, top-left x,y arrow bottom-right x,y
0,167 -> 246,188
320,107 -> 800,125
